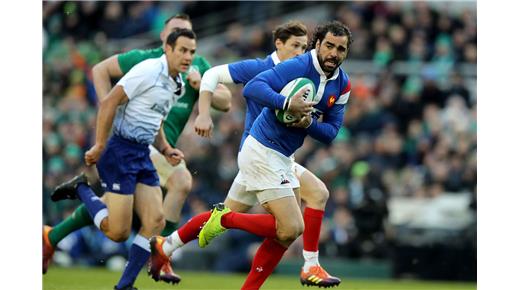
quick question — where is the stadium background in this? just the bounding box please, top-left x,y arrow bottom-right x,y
42,0 -> 476,285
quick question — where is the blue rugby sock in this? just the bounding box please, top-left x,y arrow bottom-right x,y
116,234 -> 151,289
77,183 -> 108,229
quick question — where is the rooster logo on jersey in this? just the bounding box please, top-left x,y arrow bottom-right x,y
327,95 -> 337,107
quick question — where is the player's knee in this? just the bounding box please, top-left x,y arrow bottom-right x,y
304,181 -> 329,209
277,220 -> 304,242
143,212 -> 165,233
314,184 -> 330,207
166,168 -> 192,196
107,228 -> 131,242
277,228 -> 303,243
101,219 -> 130,242
156,215 -> 166,232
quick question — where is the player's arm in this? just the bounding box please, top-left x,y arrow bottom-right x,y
195,64 -> 235,137
153,123 -> 171,154
92,49 -> 151,101
305,104 -> 345,145
243,59 -> 314,118
188,57 -> 233,112
190,56 -> 232,113
305,81 -> 351,144
153,124 -> 184,166
198,58 -> 269,118
86,59 -> 157,165
85,85 -> 128,165
206,59 -> 272,112
91,55 -> 124,101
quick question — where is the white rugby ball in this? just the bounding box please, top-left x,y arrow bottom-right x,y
275,77 -> 316,124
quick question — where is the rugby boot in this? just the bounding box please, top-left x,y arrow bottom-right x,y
42,225 -> 55,274
300,265 -> 341,288
198,203 -> 230,248
51,173 -> 89,201
159,262 -> 181,284
148,236 -> 176,283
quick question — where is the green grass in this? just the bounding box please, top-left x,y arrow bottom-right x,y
43,267 -> 476,290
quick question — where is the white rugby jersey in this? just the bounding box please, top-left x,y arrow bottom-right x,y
112,55 -> 184,144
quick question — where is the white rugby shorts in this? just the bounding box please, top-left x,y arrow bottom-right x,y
238,136 -> 300,191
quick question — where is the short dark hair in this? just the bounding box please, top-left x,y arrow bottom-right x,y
164,13 -> 191,25
310,21 -> 353,51
166,28 -> 196,49
272,21 -> 308,44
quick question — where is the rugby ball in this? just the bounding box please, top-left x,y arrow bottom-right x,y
275,77 -> 316,124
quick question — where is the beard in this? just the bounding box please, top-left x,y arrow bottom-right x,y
317,53 -> 340,74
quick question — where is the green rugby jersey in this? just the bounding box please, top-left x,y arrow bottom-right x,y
118,47 -> 211,146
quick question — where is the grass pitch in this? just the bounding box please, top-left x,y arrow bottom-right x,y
43,267 -> 476,290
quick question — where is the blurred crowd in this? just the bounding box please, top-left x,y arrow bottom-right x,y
43,1 -> 476,271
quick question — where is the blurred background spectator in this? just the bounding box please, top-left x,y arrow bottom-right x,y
43,1 -> 476,281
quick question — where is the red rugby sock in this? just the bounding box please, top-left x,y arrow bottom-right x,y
241,239 -> 287,290
303,207 -> 325,252
221,212 -> 277,239
177,211 -> 211,243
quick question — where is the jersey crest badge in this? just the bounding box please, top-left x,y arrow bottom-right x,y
327,95 -> 336,107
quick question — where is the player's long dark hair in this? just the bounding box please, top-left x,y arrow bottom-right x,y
310,21 -> 353,53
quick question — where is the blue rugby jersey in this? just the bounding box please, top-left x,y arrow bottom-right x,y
243,49 -> 351,157
227,52 -> 281,148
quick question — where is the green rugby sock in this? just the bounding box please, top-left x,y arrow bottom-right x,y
160,220 -> 178,236
48,204 -> 93,247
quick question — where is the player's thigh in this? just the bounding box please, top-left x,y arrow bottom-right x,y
238,136 -> 300,192
104,191 -> 134,232
224,196 -> 253,213
225,177 -> 256,212
262,192 -> 304,237
293,187 -> 302,207
134,183 -> 164,226
262,193 -> 303,222
165,160 -> 192,191
298,168 -> 329,207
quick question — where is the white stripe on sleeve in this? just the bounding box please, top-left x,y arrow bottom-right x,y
336,91 -> 350,105
199,64 -> 233,93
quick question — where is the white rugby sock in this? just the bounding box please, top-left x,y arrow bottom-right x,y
163,231 -> 184,256
134,234 -> 151,251
93,208 -> 108,230
302,250 -> 320,272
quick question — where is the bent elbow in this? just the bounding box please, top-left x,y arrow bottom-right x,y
98,97 -> 110,109
242,81 -> 256,98
323,136 -> 335,145
92,62 -> 103,76
321,130 -> 339,145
